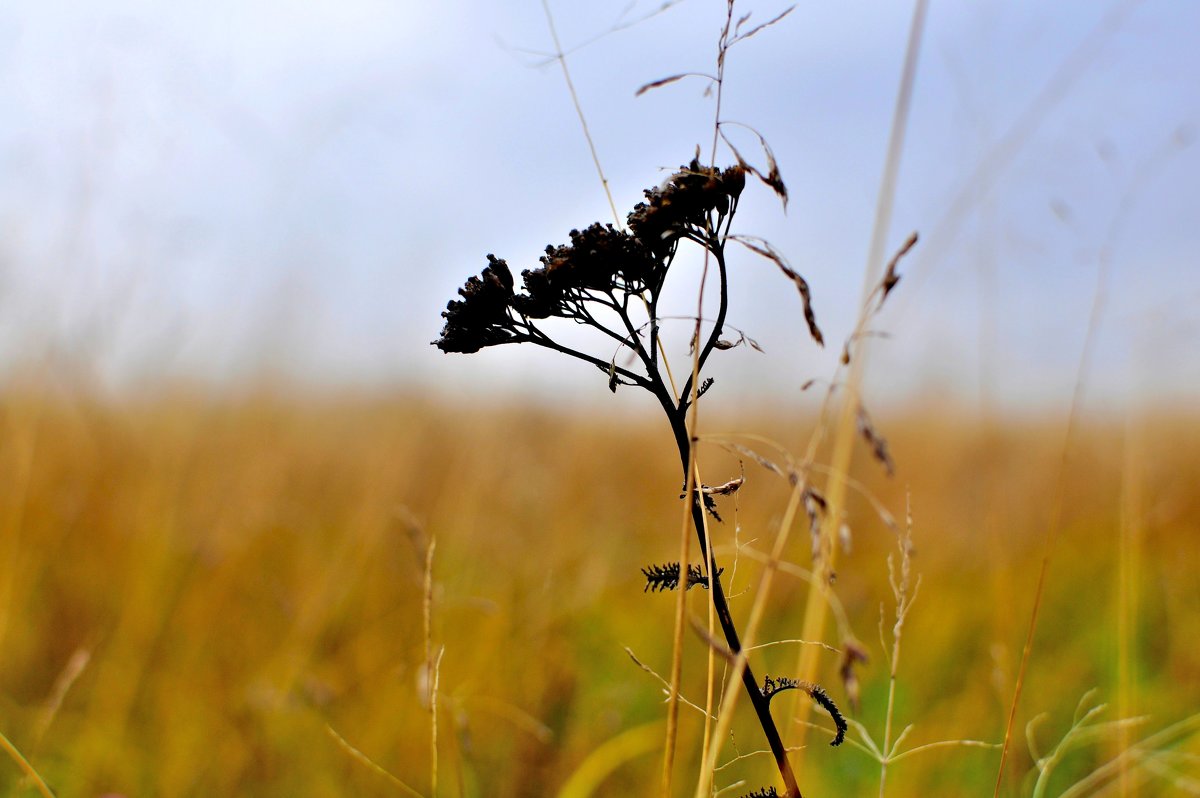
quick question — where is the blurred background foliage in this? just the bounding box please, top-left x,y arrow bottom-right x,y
0,387 -> 1194,794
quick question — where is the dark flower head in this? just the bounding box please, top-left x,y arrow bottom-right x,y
511,223 -> 663,318
436,158 -> 745,352
628,159 -> 746,257
433,255 -> 518,354
722,164 -> 746,200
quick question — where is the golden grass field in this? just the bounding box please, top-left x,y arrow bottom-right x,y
0,386 -> 1196,796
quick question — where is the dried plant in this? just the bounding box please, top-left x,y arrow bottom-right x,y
434,152 -> 831,794
429,2 -> 938,795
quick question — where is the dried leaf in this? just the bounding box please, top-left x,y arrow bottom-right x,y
760,142 -> 787,208
720,130 -> 788,210
732,236 -> 823,345
635,72 -> 712,96
711,330 -> 762,353
702,470 -> 745,496
803,486 -> 825,561
879,231 -> 918,307
712,441 -> 793,484
804,485 -> 826,510
838,641 -> 870,715
855,405 -> 895,476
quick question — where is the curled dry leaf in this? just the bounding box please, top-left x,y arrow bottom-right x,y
731,236 -> 823,346
710,330 -> 764,353
702,473 -> 745,496
719,126 -> 788,210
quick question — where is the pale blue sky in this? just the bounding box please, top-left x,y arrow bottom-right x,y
0,0 -> 1195,410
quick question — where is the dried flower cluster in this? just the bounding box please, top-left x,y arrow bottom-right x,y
433,255 -> 517,355
434,159 -> 746,357
433,152 -> 838,798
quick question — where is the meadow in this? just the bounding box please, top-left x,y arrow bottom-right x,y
0,386 -> 1195,796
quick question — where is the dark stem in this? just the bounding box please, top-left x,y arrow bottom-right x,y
669,412 -> 801,798
520,326 -> 654,392
678,231 -> 730,412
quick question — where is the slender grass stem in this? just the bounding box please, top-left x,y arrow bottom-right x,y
788,0 -> 928,753
540,0 -> 621,228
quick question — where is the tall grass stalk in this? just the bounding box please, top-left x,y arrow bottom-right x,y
787,0 -> 927,751
876,498 -> 920,797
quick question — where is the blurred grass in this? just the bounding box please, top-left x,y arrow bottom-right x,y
0,386 -> 1196,795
